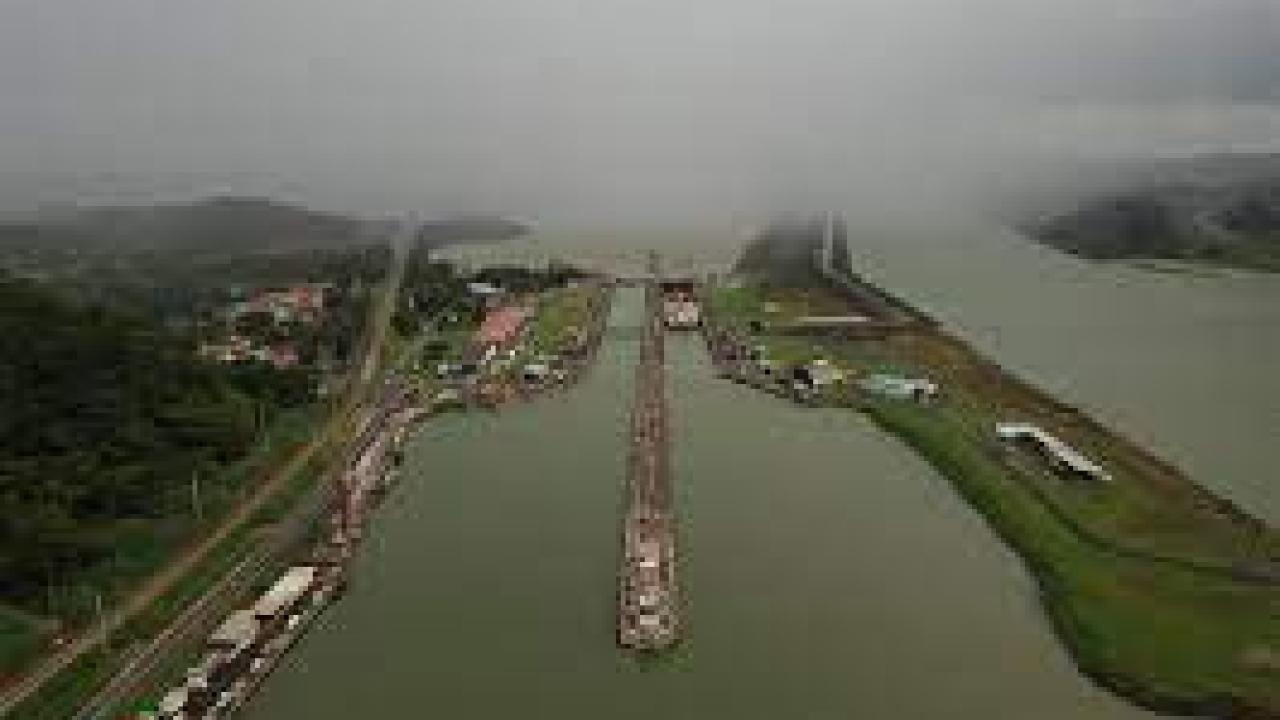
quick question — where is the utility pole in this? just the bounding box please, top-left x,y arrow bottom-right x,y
257,400 -> 270,452
191,468 -> 203,522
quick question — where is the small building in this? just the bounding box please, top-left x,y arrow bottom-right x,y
467,281 -> 505,310
157,687 -> 192,719
432,388 -> 464,410
754,357 -> 778,379
435,362 -> 466,380
996,422 -> 1111,482
522,362 -> 551,383
472,305 -> 530,355
795,358 -> 844,388
466,281 -> 503,298
208,610 -> 258,655
251,566 -> 317,625
857,373 -> 938,402
268,344 -> 300,370
662,298 -> 702,329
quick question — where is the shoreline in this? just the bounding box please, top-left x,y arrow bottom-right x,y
705,235 -> 1279,717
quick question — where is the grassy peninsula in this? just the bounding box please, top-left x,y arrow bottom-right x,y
707,220 -> 1280,717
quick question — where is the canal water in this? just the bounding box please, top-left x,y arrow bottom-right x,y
445,221 -> 1280,523
843,218 -> 1280,524
245,287 -> 1147,719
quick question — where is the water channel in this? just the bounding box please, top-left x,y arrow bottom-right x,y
246,286 -> 1148,719
846,219 -> 1280,524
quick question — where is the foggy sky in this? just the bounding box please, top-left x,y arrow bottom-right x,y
2,0 -> 1278,224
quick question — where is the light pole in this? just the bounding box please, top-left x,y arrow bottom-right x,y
190,468 -> 203,522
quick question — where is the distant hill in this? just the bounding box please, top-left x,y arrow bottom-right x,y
0,199 -> 529,256
1019,154 -> 1280,271
414,216 -> 529,249
13,197 -> 379,253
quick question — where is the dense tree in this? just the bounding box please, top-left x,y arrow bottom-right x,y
0,277 -> 285,614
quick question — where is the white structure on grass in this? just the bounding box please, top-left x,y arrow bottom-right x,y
996,422 -> 1112,483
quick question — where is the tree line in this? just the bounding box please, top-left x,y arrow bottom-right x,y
0,276 -> 311,621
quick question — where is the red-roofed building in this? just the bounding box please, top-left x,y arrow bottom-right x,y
268,344 -> 300,369
473,305 -> 529,355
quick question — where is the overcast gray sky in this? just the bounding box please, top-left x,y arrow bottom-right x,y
2,0 -> 1277,223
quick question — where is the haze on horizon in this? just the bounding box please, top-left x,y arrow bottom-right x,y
2,0 -> 1278,227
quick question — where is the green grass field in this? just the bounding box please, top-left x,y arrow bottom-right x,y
866,401 -> 1278,713
528,285 -> 601,354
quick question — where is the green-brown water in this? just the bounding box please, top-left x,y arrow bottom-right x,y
445,222 -> 1280,522
245,287 -> 1148,719
845,221 -> 1280,524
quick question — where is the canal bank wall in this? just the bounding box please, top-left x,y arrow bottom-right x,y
617,280 -> 681,652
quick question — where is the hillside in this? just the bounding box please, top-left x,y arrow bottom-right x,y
1,200 -> 528,257
414,215 -> 529,249
1020,154 -> 1280,271
26,197 -> 377,253
0,276 -> 293,626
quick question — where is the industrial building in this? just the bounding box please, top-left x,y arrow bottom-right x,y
996,422 -> 1112,483
857,373 -> 939,402
152,565 -> 333,719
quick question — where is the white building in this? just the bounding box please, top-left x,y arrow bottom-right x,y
857,374 -> 938,402
996,422 -> 1112,482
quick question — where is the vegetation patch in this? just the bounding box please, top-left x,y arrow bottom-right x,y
0,606 -> 47,683
864,401 -> 1279,715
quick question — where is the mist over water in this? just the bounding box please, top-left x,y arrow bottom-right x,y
3,0 -> 1278,222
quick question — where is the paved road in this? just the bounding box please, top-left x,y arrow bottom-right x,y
358,222 -> 411,388
0,221 -> 414,718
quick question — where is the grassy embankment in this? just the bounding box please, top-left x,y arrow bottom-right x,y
527,284 -> 603,355
530,284 -> 610,362
708,281 -> 1280,717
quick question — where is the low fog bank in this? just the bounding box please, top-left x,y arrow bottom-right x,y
3,0 -> 1278,233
